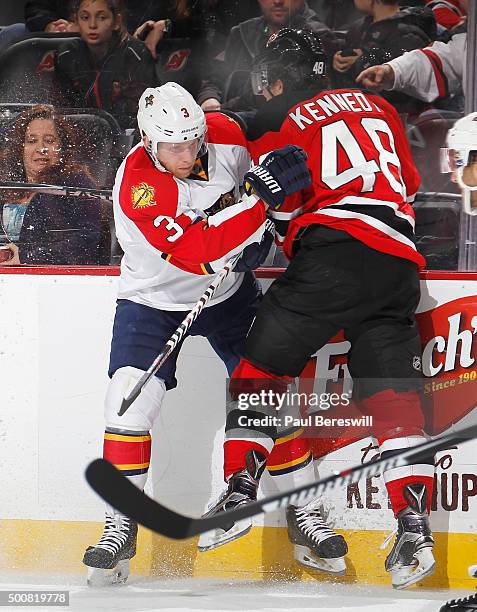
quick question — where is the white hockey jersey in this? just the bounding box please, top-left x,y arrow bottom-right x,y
113,112 -> 266,310
387,28 -> 466,102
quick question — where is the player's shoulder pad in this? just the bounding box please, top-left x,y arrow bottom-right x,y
119,145 -> 178,217
205,111 -> 247,148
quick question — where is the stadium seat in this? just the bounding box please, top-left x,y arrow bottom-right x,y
0,36 -> 77,104
155,37 -> 202,99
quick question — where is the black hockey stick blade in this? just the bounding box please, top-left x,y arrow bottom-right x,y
85,421 -> 477,540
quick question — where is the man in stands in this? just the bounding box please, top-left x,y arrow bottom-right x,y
198,0 -> 330,112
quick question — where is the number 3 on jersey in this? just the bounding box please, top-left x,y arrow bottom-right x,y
154,215 -> 184,242
321,118 -> 406,197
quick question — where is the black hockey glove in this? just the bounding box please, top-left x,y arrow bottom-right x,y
244,145 -> 311,210
234,219 -> 275,272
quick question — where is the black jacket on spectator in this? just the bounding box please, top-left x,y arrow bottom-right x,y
25,0 -> 73,32
54,34 -> 157,129
197,2 -> 330,112
6,171 -> 102,265
334,6 -> 437,112
309,0 -> 363,30
123,1 -> 261,37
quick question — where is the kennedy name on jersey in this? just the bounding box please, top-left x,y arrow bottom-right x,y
290,91 -> 383,130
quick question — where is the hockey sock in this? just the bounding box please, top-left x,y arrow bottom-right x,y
380,432 -> 435,516
360,389 -> 434,516
224,358 -> 292,480
267,430 -> 314,490
103,428 -> 151,491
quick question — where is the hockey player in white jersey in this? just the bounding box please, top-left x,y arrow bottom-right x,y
82,82 -> 311,586
438,113 -> 477,612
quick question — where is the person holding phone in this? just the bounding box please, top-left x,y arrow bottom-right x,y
332,0 -> 436,110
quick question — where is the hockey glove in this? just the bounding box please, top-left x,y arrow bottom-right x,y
234,219 -> 275,272
244,145 -> 311,210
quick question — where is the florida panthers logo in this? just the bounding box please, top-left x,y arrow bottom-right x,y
131,182 -> 156,209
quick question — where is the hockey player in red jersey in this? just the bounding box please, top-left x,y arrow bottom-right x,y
203,29 -> 437,590
82,81 -> 311,586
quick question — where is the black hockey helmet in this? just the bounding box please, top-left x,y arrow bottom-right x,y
251,28 -> 328,96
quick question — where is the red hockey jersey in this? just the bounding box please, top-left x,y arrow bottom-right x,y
247,89 -> 424,268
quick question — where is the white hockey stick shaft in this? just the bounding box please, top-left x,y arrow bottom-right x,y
118,252 -> 242,416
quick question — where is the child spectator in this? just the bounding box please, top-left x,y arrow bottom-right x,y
332,0 -> 436,112
0,105 -> 102,265
54,0 -> 157,129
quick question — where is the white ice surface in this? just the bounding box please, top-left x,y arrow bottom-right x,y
0,573 -> 474,612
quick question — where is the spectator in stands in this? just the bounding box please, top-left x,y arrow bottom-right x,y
25,1 -> 77,33
54,0 -> 157,130
0,105 -> 102,265
332,0 -> 436,113
356,10 -> 466,104
0,1 -> 78,56
309,0 -> 363,29
424,0 -> 466,34
197,0 -> 330,113
128,1 -> 261,100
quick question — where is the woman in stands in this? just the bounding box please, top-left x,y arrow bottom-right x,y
54,0 -> 157,129
0,104 -> 102,265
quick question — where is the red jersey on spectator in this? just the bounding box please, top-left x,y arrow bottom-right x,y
425,0 -> 465,31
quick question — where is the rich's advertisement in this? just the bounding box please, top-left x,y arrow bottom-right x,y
301,279 -> 477,526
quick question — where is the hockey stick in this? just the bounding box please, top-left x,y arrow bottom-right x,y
0,182 -> 113,203
86,421 -> 477,540
118,251 -> 242,416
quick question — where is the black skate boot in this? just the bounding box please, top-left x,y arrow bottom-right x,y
385,484 -> 435,589
439,593 -> 477,612
83,511 -> 137,586
287,501 -> 348,575
198,450 -> 267,552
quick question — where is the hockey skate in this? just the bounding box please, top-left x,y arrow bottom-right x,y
198,450 -> 266,552
385,484 -> 435,589
439,593 -> 477,612
286,501 -> 348,575
83,511 -> 137,587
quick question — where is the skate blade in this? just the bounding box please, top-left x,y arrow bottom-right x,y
469,564 -> 477,578
294,545 -> 347,575
391,547 -> 436,590
198,519 -> 252,552
86,560 -> 130,587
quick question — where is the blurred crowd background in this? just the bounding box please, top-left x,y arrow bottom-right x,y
0,0 -> 469,267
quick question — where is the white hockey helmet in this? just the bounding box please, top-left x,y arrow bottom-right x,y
442,112 -> 477,215
137,82 -> 207,171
